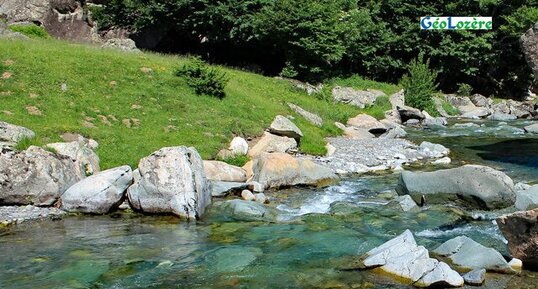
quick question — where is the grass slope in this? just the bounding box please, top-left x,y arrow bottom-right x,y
0,39 -> 398,169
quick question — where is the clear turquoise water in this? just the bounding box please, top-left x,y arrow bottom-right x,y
1,119 -> 537,289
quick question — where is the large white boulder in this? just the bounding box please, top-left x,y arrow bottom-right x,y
127,146 -> 211,220
361,230 -> 463,287
228,137 -> 248,155
60,166 -> 132,214
0,146 -> 86,206
515,185 -> 538,211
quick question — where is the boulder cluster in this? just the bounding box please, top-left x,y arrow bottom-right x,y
0,116 -> 338,223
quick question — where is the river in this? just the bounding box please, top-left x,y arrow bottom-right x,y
1,119 -> 537,288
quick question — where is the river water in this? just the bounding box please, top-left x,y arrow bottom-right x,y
1,120 -> 537,289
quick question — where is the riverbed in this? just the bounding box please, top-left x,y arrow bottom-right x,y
1,119 -> 537,289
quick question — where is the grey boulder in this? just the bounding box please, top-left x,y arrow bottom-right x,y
515,185 -> 538,211
0,121 -> 35,147
488,113 -> 517,121
288,103 -> 323,127
418,141 -> 449,158
433,236 -> 514,273
462,268 -> 486,286
46,141 -> 100,175
396,165 -> 516,209
60,166 -> 132,214
0,146 -> 86,206
269,115 -> 303,140
210,181 -> 248,197
127,146 -> 211,220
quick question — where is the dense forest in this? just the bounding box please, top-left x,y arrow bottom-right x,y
92,0 -> 538,98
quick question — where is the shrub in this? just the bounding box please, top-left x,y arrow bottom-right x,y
9,24 -> 49,39
457,83 -> 473,96
175,57 -> 229,99
401,53 -> 438,115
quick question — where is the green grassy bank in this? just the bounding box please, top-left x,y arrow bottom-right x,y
0,39 -> 398,169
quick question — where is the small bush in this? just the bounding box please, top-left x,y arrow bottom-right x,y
457,83 -> 473,96
441,100 -> 459,116
401,53 -> 438,115
9,24 -> 49,39
175,57 -> 229,99
217,154 -> 249,167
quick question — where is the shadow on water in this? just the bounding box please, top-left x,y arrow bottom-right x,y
468,139 -> 538,168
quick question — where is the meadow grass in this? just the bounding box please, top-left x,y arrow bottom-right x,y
0,39 -> 398,169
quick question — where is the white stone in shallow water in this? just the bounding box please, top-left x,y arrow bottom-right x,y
362,230 -> 463,287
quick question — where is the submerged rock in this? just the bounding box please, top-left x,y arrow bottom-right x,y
361,230 -> 463,287
214,199 -> 276,222
433,236 -> 514,273
127,146 -> 211,220
60,166 -> 132,214
207,246 -> 263,272
0,146 -> 85,206
497,208 -> 538,269
251,153 -> 338,189
524,123 -> 538,134
396,165 -> 516,209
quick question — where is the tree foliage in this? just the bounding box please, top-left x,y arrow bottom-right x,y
92,0 -> 538,98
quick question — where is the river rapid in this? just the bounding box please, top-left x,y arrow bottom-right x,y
1,119 -> 537,289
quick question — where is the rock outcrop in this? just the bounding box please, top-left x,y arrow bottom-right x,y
497,208 -> 538,269
60,166 -> 132,214
521,22 -> 538,83
332,86 -> 385,108
0,0 -> 98,42
251,153 -> 338,189
433,236 -> 514,273
396,165 -> 516,209
361,230 -> 463,287
126,146 -> 211,220
0,146 -> 86,206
